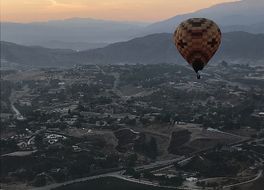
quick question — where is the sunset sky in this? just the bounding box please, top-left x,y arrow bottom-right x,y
1,0 -> 237,23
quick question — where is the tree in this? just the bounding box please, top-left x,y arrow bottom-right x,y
125,154 -> 138,167
124,167 -> 136,176
147,137 -> 158,159
32,173 -> 47,187
35,134 -> 44,149
143,171 -> 154,180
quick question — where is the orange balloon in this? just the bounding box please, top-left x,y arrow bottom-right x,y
174,18 -> 221,76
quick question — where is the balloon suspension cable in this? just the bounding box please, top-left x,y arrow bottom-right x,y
196,71 -> 201,79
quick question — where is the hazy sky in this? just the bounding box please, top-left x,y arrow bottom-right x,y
1,0 -> 237,23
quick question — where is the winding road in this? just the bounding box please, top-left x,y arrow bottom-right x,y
223,170 -> 263,189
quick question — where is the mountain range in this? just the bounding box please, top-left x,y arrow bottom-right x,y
1,0 -> 264,50
1,32 -> 264,68
1,18 -> 149,50
145,0 -> 264,34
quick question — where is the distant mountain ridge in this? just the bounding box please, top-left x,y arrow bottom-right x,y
77,32 -> 264,65
1,18 -> 149,50
0,41 -> 77,67
143,0 -> 264,34
1,32 -> 264,68
1,0 -> 264,50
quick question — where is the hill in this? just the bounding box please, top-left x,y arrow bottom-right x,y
1,32 -> 264,67
77,31 -> 264,65
0,41 -> 78,67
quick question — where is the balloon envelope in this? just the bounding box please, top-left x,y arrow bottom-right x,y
174,18 -> 221,73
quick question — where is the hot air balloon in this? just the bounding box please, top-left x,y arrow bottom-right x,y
173,18 -> 221,79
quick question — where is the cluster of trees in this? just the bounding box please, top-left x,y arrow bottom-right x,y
0,139 -> 19,154
1,141 -> 123,187
134,136 -> 158,159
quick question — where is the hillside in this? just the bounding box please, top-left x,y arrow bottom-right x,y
77,31 -> 264,65
0,41 -> 79,67
1,32 -> 264,67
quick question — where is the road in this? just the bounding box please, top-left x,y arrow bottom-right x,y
207,127 -> 245,139
11,104 -> 25,120
223,170 -> 263,189
109,174 -> 179,189
95,65 -> 106,75
135,156 -> 185,172
9,87 -> 29,120
30,156 -> 186,190
30,171 -> 123,190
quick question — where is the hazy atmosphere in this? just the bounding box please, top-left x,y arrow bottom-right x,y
2,0 -> 236,22
1,1 -> 264,190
